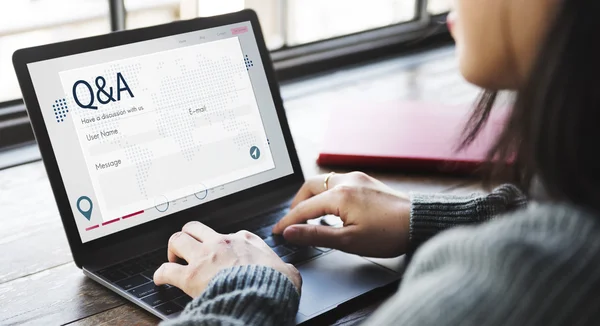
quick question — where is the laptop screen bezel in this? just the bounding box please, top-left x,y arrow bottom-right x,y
12,9 -> 304,267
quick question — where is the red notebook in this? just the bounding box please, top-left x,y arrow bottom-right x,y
316,101 -> 509,174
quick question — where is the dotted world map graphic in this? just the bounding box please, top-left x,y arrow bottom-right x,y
67,49 -> 258,199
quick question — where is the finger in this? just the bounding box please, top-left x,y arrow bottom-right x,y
168,232 -> 202,263
274,190 -> 340,234
153,262 -> 187,287
282,224 -> 352,249
289,177 -> 321,209
395,190 -> 410,201
235,230 -> 261,242
182,221 -> 219,243
290,173 -> 341,208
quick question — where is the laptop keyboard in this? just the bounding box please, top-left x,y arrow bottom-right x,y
96,209 -> 332,317
97,249 -> 190,316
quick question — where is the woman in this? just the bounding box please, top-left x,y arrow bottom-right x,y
155,0 -> 600,324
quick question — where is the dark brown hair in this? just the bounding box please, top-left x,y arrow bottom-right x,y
460,0 -> 600,210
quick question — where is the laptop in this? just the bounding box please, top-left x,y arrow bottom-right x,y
12,9 -> 401,324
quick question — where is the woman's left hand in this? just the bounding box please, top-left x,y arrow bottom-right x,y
153,221 -> 302,298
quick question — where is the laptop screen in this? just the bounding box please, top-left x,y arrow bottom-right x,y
26,21 -> 294,243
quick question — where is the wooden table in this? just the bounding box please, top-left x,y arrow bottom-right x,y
0,46 -> 483,325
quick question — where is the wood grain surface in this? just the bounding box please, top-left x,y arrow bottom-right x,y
0,45 -> 484,326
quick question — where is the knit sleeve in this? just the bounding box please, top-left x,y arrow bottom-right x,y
408,183 -> 527,253
363,204 -> 600,326
161,265 -> 300,326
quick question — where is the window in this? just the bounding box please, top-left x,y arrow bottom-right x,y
1,0 -> 452,103
0,0 -> 111,103
0,0 -> 451,157
428,0 -> 452,15
123,0 -> 286,50
124,0 -> 424,49
285,0 -> 417,46
125,0 -> 181,30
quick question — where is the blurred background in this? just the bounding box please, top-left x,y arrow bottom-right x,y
0,0 -> 454,168
0,0 -> 451,103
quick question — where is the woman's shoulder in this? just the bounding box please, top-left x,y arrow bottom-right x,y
490,201 -> 600,243
487,201 -> 600,237
372,202 -> 600,326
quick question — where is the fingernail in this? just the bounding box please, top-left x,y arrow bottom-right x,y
170,232 -> 181,242
283,226 -> 299,238
153,265 -> 162,281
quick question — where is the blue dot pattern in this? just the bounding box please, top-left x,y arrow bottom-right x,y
152,52 -> 257,164
70,63 -> 142,142
95,63 -> 154,198
64,48 -> 259,201
53,98 -> 69,123
244,55 -> 253,70
100,63 -> 152,198
68,63 -> 152,198
123,142 -> 153,198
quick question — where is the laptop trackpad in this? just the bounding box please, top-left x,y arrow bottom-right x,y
296,250 -> 399,318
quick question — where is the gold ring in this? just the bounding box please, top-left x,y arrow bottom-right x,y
324,172 -> 335,191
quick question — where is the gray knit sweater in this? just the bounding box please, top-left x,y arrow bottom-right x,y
162,184 -> 600,325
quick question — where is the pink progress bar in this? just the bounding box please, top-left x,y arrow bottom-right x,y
102,218 -> 120,226
85,225 -> 99,231
122,210 -> 144,219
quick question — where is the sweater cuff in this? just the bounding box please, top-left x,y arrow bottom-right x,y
408,184 -> 527,253
173,265 -> 299,325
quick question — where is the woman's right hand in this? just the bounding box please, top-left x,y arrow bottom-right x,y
272,172 -> 411,258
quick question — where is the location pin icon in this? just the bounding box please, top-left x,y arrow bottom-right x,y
77,196 -> 93,221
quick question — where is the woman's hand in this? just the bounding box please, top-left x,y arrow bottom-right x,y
272,172 -> 411,258
154,221 -> 302,298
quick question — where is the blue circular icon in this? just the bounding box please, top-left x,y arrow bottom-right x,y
155,202 -> 169,212
195,184 -> 208,200
250,146 -> 261,160
154,196 -> 169,212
